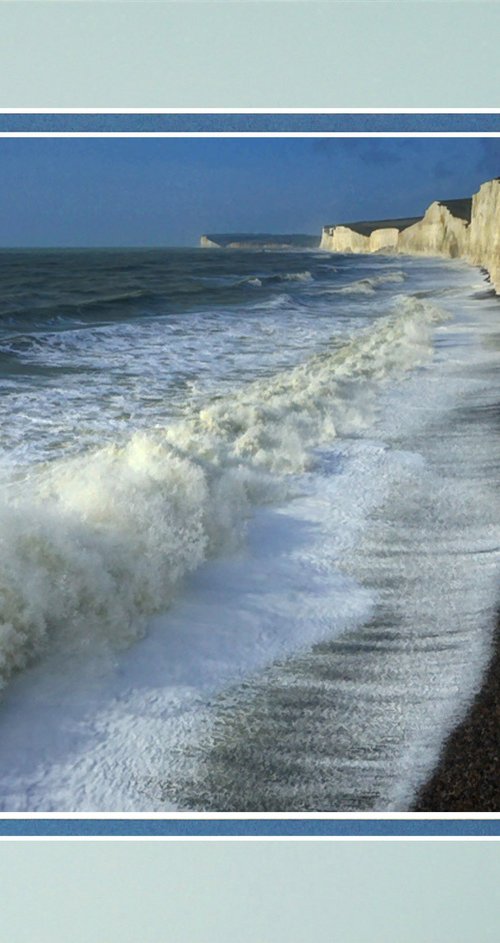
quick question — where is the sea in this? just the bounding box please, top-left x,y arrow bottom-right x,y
0,246 -> 498,811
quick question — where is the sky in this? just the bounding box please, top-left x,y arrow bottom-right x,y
0,137 -> 499,248
0,840 -> 498,943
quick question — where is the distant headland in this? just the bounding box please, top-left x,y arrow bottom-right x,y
200,233 -> 319,250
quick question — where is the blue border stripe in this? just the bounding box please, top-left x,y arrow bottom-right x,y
0,820 -> 499,837
1,113 -> 500,133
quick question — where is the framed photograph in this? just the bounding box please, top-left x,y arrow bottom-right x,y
0,109 -> 498,824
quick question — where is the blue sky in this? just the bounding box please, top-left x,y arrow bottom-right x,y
0,137 -> 499,246
1,840 -> 499,943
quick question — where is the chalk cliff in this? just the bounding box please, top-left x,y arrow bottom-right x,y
321,178 -> 500,293
369,228 -> 400,252
398,198 -> 471,259
468,178 -> 500,292
320,226 -> 370,253
320,216 -> 421,254
200,235 -> 223,248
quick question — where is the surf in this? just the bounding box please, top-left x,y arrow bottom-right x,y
0,295 -> 446,691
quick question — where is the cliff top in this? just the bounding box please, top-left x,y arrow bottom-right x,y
324,197 -> 473,235
437,198 -> 473,222
324,216 -> 421,237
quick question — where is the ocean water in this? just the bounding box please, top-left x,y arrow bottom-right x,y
0,247 -> 498,811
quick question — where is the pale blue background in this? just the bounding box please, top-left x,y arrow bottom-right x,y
0,1 -> 498,838
1,840 -> 499,943
0,2 -> 499,106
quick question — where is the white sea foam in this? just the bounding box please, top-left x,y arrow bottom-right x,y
0,295 -> 446,690
281,270 -> 313,282
0,292 -> 350,466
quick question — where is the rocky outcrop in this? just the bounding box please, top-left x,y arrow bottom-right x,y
320,178 -> 500,293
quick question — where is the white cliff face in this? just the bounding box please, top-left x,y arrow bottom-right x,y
398,202 -> 469,259
369,228 -> 400,252
320,177 -> 500,293
320,226 -> 369,253
468,178 -> 500,292
319,227 -> 334,251
320,226 -> 400,254
200,236 -> 222,248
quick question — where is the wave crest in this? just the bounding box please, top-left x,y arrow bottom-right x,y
335,271 -> 407,295
0,296 -> 447,688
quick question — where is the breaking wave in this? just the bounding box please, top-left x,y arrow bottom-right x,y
0,296 -> 446,690
240,270 -> 313,288
279,270 -> 313,282
245,277 -> 263,287
336,272 -> 407,295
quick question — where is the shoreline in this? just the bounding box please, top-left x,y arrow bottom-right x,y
413,292 -> 499,812
414,615 -> 500,812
